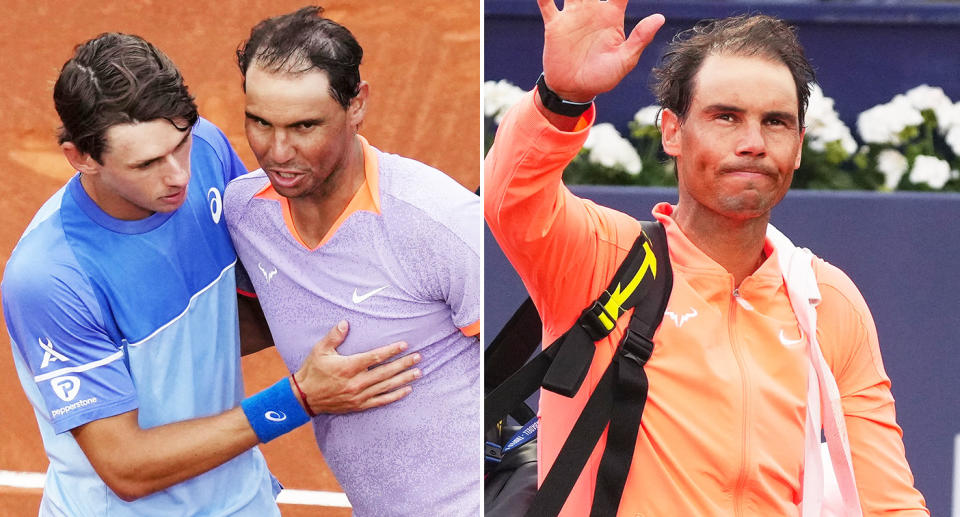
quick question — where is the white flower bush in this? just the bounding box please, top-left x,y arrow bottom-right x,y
583,123 -> 642,175
483,78 -> 960,191
855,84 -> 960,191
856,94 -> 923,145
483,80 -> 526,124
805,84 -> 857,157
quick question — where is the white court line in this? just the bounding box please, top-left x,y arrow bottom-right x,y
0,470 -> 350,507
953,433 -> 959,517
0,471 -> 44,490
277,488 -> 351,507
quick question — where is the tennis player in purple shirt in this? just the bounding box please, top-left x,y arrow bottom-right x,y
224,7 -> 481,516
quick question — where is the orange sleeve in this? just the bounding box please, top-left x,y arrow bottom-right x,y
484,92 -> 648,515
459,319 -> 481,337
483,92 -> 637,337
814,260 -> 928,514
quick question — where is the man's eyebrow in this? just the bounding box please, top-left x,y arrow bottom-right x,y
287,118 -> 324,127
703,104 -> 745,114
764,110 -> 798,123
245,111 -> 324,128
702,104 -> 798,122
245,110 -> 267,124
127,129 -> 192,168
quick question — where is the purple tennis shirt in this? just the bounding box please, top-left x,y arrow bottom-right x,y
224,137 -> 481,516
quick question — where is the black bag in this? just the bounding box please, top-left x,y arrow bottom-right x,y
484,221 -> 672,516
485,422 -> 538,515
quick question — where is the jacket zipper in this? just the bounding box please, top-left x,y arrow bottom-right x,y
729,287 -> 751,517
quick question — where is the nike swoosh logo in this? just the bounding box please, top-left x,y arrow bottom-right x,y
779,328 -> 805,347
352,286 -> 389,304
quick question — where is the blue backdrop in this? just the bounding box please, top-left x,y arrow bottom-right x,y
486,0 -> 960,134
484,187 -> 960,514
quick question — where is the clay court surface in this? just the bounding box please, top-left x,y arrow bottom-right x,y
0,1 -> 480,514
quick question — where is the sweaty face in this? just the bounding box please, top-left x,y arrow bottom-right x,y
88,119 -> 192,220
662,54 -> 804,221
243,64 -> 364,200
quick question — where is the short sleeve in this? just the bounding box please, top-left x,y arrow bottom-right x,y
428,191 -> 482,336
390,177 -> 481,337
3,259 -> 138,434
444,193 -> 482,336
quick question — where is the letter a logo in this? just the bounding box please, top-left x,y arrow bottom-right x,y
39,337 -> 69,369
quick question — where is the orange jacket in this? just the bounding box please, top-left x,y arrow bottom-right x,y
484,92 -> 928,516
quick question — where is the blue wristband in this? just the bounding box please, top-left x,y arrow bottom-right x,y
241,377 -> 311,443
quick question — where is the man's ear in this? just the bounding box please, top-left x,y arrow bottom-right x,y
794,127 -> 805,170
348,81 -> 369,131
660,108 -> 681,157
61,142 -> 101,176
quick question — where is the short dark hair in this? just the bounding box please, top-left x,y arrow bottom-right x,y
652,14 -> 815,129
236,6 -> 363,109
53,33 -> 198,163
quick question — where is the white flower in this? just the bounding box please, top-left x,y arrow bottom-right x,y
904,84 -> 953,112
856,94 -> 923,145
484,80 -> 526,123
946,126 -> 960,156
908,155 -> 951,189
936,101 -> 960,134
632,105 -> 662,128
876,149 -> 908,190
804,84 -> 857,156
583,123 -> 642,175
904,84 -> 958,135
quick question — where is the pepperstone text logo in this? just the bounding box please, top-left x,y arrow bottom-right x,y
51,397 -> 98,418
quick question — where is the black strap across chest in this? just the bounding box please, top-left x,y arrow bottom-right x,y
485,221 -> 673,516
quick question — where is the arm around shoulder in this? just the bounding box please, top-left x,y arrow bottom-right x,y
71,321 -> 421,501
237,291 -> 275,356
71,408 -> 259,501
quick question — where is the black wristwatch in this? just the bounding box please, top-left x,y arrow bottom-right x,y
536,73 -> 594,117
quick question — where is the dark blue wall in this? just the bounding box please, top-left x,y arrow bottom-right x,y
484,187 -> 960,514
486,1 -> 960,134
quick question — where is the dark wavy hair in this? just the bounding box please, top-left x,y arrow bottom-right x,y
652,14 -> 815,130
236,6 -> 363,109
53,33 -> 198,163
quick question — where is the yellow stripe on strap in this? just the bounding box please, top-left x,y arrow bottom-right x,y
598,241 -> 658,330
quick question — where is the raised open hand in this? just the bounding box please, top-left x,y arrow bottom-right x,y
538,0 -> 664,102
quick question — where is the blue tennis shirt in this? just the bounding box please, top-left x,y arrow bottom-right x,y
2,118 -> 280,516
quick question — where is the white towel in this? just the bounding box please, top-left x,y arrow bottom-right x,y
767,224 -> 863,517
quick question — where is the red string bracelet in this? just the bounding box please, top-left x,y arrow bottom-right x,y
290,374 -> 317,418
